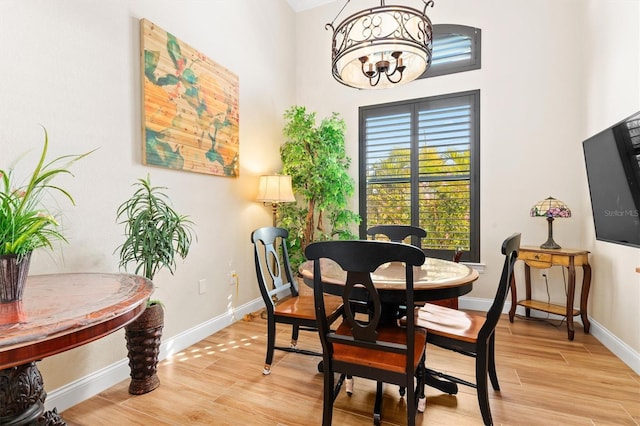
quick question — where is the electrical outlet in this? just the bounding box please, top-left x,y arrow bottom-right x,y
539,269 -> 549,279
229,270 -> 237,286
199,278 -> 207,294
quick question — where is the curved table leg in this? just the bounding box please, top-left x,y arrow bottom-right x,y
0,362 -> 66,425
566,263 -> 576,341
580,264 -> 592,334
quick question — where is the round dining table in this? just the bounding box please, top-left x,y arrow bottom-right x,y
299,256 -> 479,303
0,273 -> 153,426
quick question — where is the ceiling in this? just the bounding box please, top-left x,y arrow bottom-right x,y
287,0 -> 337,12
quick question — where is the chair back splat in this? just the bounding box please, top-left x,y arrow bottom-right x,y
366,224 -> 427,248
306,240 -> 427,426
252,227 -> 297,310
251,227 -> 342,375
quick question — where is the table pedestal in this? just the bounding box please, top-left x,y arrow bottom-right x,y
0,362 -> 65,425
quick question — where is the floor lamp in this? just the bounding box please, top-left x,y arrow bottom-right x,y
256,174 -> 296,227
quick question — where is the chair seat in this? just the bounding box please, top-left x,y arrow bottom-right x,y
333,321 -> 427,374
417,303 -> 485,344
275,294 -> 342,320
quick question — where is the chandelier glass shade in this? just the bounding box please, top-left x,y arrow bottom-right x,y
327,1 -> 434,89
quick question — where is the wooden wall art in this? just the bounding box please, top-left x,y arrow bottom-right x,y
140,18 -> 239,177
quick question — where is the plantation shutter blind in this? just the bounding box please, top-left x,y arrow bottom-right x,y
416,100 -> 472,252
432,33 -> 472,66
362,93 -> 477,258
419,24 -> 481,79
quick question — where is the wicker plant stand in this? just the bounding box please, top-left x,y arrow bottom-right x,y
125,303 -> 164,395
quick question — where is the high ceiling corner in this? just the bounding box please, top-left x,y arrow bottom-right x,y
287,0 -> 337,13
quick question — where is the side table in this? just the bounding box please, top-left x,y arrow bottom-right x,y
508,246 -> 591,340
0,273 -> 153,425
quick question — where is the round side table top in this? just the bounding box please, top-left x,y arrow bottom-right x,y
0,273 -> 153,369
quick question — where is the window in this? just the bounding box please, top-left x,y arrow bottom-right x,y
419,24 -> 481,79
359,90 -> 480,262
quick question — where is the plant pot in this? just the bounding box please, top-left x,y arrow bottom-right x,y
0,252 -> 32,303
124,302 -> 164,395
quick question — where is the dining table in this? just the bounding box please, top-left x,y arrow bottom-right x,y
299,256 -> 479,395
0,273 -> 153,425
300,256 -> 479,304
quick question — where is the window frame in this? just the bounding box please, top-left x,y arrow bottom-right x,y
358,90 -> 481,262
419,24 -> 482,79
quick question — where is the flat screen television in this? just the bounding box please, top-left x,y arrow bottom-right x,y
582,110 -> 640,248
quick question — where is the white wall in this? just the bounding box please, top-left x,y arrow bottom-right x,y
1,0 -> 638,412
294,0 -> 640,360
0,0 -> 295,391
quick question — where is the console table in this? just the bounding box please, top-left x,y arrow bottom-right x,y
508,246 -> 591,340
0,273 -> 153,425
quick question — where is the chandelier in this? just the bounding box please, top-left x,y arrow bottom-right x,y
326,0 -> 434,89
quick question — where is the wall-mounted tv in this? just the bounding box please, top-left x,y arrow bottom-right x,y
582,110 -> 640,248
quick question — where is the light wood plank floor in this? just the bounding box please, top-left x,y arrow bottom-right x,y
62,312 -> 640,425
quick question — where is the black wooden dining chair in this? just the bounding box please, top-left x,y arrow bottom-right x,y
417,233 -> 521,425
251,227 -> 342,375
366,224 -> 427,248
306,239 -> 427,426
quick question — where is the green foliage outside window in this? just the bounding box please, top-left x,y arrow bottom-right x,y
366,145 -> 471,252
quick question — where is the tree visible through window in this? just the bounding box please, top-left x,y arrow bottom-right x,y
359,90 -> 480,262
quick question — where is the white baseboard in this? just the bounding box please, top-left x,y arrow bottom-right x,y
587,317 -> 640,375
45,297 -> 265,413
47,295 -> 639,413
460,297 -> 640,375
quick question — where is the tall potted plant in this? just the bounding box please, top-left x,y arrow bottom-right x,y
278,106 -> 360,271
0,127 -> 92,302
116,174 -> 195,394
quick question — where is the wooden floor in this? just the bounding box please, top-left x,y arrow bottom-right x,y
62,312 -> 640,425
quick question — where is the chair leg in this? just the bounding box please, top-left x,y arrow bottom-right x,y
416,360 -> 427,413
476,343 -> 493,426
263,316 -> 276,375
373,381 -> 383,425
345,376 -> 354,396
407,378 -> 417,426
291,324 -> 300,349
488,334 -> 500,390
322,367 -> 335,426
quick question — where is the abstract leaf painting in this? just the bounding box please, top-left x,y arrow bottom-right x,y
141,19 -> 239,177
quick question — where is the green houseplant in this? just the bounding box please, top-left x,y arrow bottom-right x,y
116,174 -> 195,394
0,127 -> 92,302
278,106 -> 360,270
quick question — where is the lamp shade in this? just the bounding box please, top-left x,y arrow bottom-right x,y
530,196 -> 571,249
328,2 -> 434,89
530,196 -> 571,218
256,175 -> 296,203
